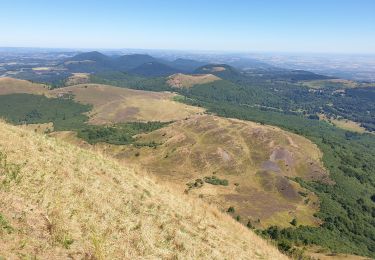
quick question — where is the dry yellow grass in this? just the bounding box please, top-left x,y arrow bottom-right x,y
302,79 -> 358,89
201,66 -> 226,72
308,252 -> 371,260
318,114 -> 367,133
19,122 -> 54,134
51,84 -> 205,125
0,77 -> 50,96
0,121 -> 287,259
167,73 -> 221,88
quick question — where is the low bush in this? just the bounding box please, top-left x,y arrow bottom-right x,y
204,176 -> 228,186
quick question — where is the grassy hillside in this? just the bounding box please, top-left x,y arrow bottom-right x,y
0,121 -> 287,259
51,84 -> 204,124
0,77 -> 50,96
176,93 -> 375,257
0,79 -> 204,128
63,115 -> 328,229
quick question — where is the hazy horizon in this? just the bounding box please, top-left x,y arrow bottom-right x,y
1,0 -> 374,54
1,46 -> 375,56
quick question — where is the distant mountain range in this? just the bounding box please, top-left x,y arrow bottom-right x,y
62,51 -> 332,80
63,51 -> 207,76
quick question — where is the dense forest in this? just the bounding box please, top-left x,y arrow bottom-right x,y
0,93 -> 90,130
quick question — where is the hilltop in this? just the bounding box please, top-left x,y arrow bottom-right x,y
0,121 -> 287,259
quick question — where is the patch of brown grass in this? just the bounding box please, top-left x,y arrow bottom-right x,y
302,79 -> 358,89
318,114 -> 367,133
0,77 -> 50,96
0,121 -> 287,259
202,66 -> 226,72
167,73 -> 221,88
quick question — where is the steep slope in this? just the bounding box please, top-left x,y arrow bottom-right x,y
0,121 -> 287,259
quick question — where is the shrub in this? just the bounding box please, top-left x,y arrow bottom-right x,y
227,206 -> 235,213
204,176 -> 228,186
186,179 -> 204,190
0,213 -> 13,234
247,220 -> 254,229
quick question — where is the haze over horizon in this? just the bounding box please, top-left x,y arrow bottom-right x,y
1,0 -> 375,54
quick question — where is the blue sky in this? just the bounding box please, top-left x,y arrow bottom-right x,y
1,0 -> 374,53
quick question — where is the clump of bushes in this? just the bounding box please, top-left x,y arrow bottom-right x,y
204,176 -> 228,186
77,121 -> 169,145
227,206 -> 235,213
186,179 -> 204,189
246,220 -> 254,229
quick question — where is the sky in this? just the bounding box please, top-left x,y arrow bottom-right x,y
1,0 -> 375,53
